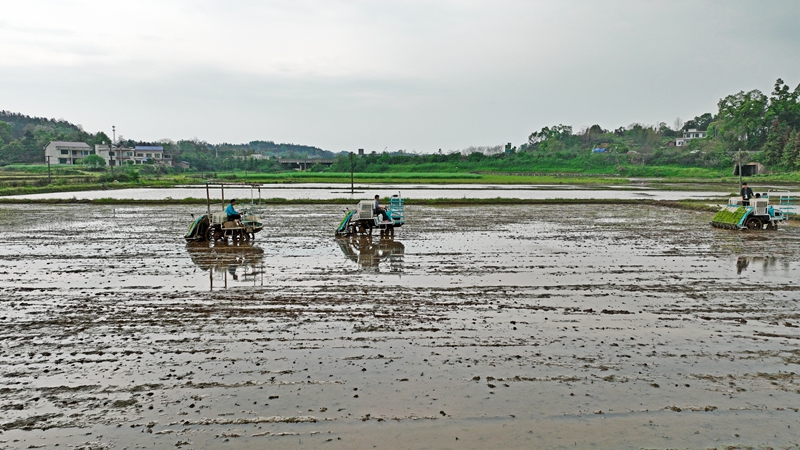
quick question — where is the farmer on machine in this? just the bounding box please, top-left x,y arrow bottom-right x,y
225,199 -> 243,226
374,195 -> 390,222
741,183 -> 754,206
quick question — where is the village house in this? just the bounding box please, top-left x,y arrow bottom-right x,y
94,144 -> 172,166
43,141 -> 93,165
44,141 -> 173,166
675,128 -> 707,146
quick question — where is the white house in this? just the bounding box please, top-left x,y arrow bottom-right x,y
133,146 -> 171,165
95,144 -> 172,166
675,128 -> 707,147
43,141 -> 93,165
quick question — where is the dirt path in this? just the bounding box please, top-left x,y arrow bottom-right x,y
1,204 -> 799,449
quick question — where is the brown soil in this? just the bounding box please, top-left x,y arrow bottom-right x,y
0,203 -> 799,449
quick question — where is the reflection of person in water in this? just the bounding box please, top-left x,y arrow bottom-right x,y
736,256 -> 749,275
228,264 -> 238,280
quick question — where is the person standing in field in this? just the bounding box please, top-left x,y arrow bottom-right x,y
740,183 -> 754,206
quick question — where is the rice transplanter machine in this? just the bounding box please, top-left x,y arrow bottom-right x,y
336,194 -> 405,237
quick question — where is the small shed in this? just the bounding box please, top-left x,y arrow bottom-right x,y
734,162 -> 766,176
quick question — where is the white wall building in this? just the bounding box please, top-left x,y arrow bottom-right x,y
675,128 -> 707,146
43,141 -> 93,165
95,144 -> 172,166
44,140 -> 173,166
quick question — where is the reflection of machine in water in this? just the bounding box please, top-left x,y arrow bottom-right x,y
186,241 -> 266,289
337,236 -> 405,272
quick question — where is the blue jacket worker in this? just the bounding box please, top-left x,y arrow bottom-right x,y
225,199 -> 242,223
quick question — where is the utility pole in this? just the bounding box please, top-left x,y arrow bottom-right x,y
110,126 -> 116,177
738,148 -> 743,191
46,156 -> 51,184
350,152 -> 354,195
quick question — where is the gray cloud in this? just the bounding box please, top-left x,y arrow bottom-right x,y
1,0 -> 799,151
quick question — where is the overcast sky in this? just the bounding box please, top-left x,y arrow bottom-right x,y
1,0 -> 799,152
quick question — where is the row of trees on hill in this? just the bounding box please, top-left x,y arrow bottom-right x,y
716,79 -> 800,170
0,111 -> 333,170
318,78 -> 798,175
515,78 -> 800,171
0,111 -> 115,165
149,139 -> 333,172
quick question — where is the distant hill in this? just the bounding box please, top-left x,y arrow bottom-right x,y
0,110 -> 336,166
213,140 -> 337,159
0,110 -> 86,140
0,111 -> 93,164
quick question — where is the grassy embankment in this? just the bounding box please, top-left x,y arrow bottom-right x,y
0,166 -> 628,198
0,165 -> 796,216
3,168 -> 797,223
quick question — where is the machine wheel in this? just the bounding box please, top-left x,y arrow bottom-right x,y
768,222 -> 778,230
355,222 -> 372,236
195,219 -> 210,242
745,217 -> 763,230
212,227 -> 224,241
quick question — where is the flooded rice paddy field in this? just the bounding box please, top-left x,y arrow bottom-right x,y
5,183 -> 736,201
1,203 -> 799,449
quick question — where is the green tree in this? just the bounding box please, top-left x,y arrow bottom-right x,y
92,131 -> 111,146
682,113 -> 714,131
81,154 -> 107,168
761,120 -> 791,166
33,129 -> 56,148
782,130 -> 800,170
0,140 -> 25,163
626,124 -> 661,151
766,78 -> 800,129
528,124 -> 573,146
715,90 -> 769,151
18,130 -> 42,163
658,122 -> 677,138
0,121 -> 12,144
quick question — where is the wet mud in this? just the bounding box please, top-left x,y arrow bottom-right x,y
1,203 -> 799,449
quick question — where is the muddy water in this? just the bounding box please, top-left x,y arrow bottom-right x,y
5,183 -> 736,201
1,204 -> 799,449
